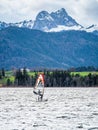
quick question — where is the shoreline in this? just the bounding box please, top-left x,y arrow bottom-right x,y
0,86 -> 98,88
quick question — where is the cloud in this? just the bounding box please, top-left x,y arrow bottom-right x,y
0,0 -> 98,26
0,0 -> 42,22
69,0 -> 98,26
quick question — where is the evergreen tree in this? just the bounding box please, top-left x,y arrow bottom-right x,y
2,68 -> 5,77
7,78 -> 11,86
0,71 -> 2,79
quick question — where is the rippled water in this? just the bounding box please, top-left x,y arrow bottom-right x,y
0,87 -> 98,130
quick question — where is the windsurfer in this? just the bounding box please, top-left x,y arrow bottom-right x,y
33,74 -> 44,101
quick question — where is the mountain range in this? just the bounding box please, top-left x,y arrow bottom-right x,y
0,8 -> 98,69
0,8 -> 98,33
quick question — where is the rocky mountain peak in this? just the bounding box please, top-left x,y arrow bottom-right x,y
0,8 -> 97,33
33,10 -> 56,31
36,11 -> 50,20
52,8 -> 68,16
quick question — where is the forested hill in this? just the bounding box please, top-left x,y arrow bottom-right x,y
0,27 -> 98,69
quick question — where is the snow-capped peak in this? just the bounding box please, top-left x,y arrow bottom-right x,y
36,11 -> 49,20
33,8 -> 81,31
36,11 -> 54,21
0,8 -> 98,33
33,10 -> 57,30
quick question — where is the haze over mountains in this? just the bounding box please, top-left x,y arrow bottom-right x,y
0,8 -> 98,69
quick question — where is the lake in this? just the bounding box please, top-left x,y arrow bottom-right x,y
0,87 -> 98,130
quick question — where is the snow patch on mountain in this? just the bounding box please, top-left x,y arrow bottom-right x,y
10,20 -> 34,29
0,21 -> 9,30
0,20 -> 34,30
48,25 -> 82,32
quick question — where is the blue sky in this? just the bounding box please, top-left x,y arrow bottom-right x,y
0,0 -> 98,27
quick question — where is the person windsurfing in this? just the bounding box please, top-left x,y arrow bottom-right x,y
33,73 -> 44,101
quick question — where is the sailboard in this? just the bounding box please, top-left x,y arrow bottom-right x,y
33,73 -> 45,101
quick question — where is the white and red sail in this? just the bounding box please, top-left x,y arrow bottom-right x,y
35,74 -> 44,88
33,74 -> 45,96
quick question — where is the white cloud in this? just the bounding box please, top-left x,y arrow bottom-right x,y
0,0 -> 98,26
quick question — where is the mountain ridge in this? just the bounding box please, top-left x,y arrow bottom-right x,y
0,27 -> 98,69
0,8 -> 97,33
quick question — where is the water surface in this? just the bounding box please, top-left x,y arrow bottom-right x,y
0,87 -> 98,130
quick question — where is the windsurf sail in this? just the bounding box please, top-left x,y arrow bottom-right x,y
33,74 -> 45,98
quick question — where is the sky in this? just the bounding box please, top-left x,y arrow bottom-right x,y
0,0 -> 98,27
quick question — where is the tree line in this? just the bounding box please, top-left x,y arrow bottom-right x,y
44,70 -> 98,87
0,68 -> 98,87
69,66 -> 98,72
